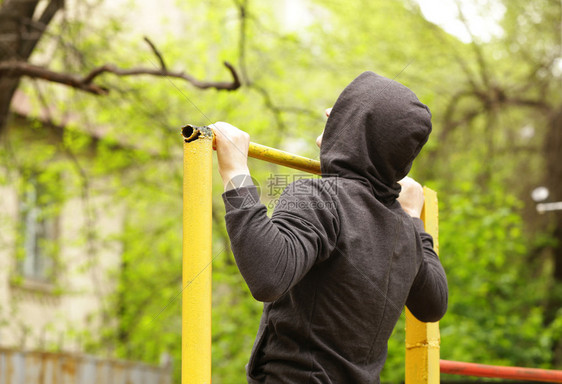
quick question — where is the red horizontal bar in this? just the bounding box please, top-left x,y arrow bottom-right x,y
440,360 -> 562,383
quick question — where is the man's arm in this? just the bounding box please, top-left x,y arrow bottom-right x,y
213,121 -> 339,302
222,180 -> 339,302
406,218 -> 448,322
398,177 -> 448,322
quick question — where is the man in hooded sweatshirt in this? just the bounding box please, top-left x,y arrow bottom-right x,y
213,71 -> 448,383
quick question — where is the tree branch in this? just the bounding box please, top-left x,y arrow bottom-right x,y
143,36 -> 166,71
504,97 -> 551,111
1,61 -> 109,94
20,0 -> 64,58
0,59 -> 242,95
235,0 -> 250,85
454,0 -> 491,89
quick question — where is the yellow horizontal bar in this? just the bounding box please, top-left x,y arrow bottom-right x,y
247,142 -> 321,175
182,124 -> 322,175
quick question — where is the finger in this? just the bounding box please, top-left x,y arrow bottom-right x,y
212,122 -> 236,143
400,176 -> 414,183
398,177 -> 410,186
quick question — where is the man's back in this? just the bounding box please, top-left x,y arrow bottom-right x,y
218,71 -> 448,383
257,176 -> 427,383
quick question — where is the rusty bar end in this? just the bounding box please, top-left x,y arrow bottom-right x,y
181,124 -> 213,143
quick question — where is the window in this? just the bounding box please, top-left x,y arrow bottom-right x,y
17,172 -> 59,283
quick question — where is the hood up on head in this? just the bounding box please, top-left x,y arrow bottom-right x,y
320,71 -> 432,204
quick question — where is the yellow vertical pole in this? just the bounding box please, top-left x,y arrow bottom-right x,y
183,134 -> 213,383
405,187 -> 440,384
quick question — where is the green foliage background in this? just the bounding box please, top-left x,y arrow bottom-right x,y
1,0 -> 561,382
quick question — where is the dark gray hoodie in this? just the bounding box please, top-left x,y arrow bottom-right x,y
222,71 -> 448,383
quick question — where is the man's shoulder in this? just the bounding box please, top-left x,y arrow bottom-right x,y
271,177 -> 340,215
282,177 -> 339,200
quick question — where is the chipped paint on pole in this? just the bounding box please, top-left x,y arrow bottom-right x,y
405,187 -> 440,384
183,129 -> 213,384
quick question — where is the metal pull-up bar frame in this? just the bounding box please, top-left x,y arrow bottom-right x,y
181,125 -> 440,384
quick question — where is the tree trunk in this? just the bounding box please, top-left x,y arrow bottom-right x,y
0,0 -> 64,134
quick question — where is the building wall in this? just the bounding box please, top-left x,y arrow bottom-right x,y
0,171 -> 124,351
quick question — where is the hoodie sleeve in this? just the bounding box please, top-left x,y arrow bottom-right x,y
405,218 -> 448,322
222,179 -> 339,302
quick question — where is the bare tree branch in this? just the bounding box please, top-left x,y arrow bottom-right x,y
425,21 -> 480,91
504,97 -> 552,110
143,36 -> 166,71
1,61 -> 109,94
454,0 -> 491,89
0,59 -> 242,95
231,0 -> 324,150
235,0 -> 250,85
19,0 -> 64,58
434,89 -> 477,147
252,84 -> 287,147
